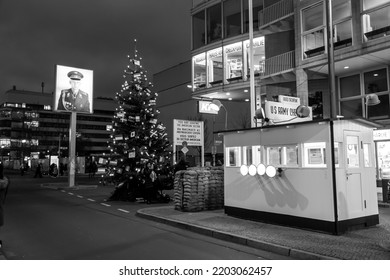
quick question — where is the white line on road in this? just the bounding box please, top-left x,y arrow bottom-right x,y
68,192 -> 74,195
76,195 -> 84,198
87,198 -> 95,202
100,203 -> 111,207
118,208 -> 130,213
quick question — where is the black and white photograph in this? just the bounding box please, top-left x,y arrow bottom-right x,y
1,0 -> 390,279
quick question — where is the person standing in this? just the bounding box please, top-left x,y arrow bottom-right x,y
0,162 -> 10,249
34,163 -> 43,178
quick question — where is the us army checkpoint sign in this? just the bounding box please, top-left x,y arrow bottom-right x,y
173,119 -> 204,166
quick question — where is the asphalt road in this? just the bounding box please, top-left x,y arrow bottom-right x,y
0,172 -> 290,260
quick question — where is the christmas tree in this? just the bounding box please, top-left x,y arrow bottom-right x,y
109,39 -> 171,172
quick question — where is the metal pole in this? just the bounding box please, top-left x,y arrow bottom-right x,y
249,0 -> 257,128
68,112 -> 77,187
326,0 -> 339,235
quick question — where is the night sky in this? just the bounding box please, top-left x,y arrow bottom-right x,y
0,0 -> 192,98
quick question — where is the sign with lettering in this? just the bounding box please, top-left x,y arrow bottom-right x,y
278,95 -> 301,105
373,129 -> 390,141
265,101 -> 312,124
173,119 -> 204,147
198,100 -> 219,115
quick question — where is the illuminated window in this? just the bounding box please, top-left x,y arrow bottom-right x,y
266,146 -> 282,166
207,47 -> 223,86
193,53 -> 207,90
224,42 -> 243,82
226,147 -> 241,167
303,142 -> 327,168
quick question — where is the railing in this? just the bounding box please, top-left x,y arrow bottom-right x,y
263,50 -> 295,77
260,0 -> 294,27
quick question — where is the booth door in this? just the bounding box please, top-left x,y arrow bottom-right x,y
344,132 -> 365,215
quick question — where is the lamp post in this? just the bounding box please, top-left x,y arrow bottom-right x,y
211,100 -> 228,130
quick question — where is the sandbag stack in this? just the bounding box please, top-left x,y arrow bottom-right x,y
174,167 -> 224,212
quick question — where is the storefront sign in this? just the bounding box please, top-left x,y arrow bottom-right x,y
278,95 -> 300,105
265,101 -> 312,124
373,129 -> 390,141
198,100 -> 219,115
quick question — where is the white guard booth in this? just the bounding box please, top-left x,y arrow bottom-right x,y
223,118 -> 380,234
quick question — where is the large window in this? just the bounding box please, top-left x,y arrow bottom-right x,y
207,47 -> 223,85
193,10 -> 206,49
243,0 -> 263,32
339,68 -> 390,119
224,42 -> 243,82
193,53 -> 207,89
207,4 -> 222,44
223,0 -> 241,38
302,3 -> 325,58
244,37 -> 265,76
362,1 -> 390,41
333,0 -> 352,50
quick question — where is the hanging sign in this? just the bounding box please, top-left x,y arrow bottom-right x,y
198,100 -> 219,115
265,101 -> 312,124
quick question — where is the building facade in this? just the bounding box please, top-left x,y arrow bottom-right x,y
190,0 -> 390,177
0,87 -> 115,170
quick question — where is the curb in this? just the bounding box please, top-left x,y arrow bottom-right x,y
136,209 -> 337,260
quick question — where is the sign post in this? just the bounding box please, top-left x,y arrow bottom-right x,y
68,112 -> 77,187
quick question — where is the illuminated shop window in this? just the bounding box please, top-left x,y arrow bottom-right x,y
303,142 -> 327,168
244,37 -> 265,77
224,42 -> 243,82
207,47 -> 223,86
193,53 -> 207,90
226,147 -> 241,167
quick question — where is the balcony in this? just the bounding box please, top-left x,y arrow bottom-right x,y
259,0 -> 294,34
262,50 -> 295,78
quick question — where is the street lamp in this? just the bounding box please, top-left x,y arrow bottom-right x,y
211,100 -> 228,130
365,94 -> 380,118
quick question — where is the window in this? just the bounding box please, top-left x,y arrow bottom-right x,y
301,3 -> 325,58
193,10 -> 206,49
242,146 -> 252,165
244,37 -> 265,76
302,3 -> 323,32
223,0 -> 241,38
346,136 -> 359,168
207,4 -> 222,44
243,0 -> 263,32
340,99 -> 363,118
363,143 -> 372,167
340,74 -> 360,98
226,147 -> 241,167
224,42 -> 243,82
193,53 -> 207,89
364,68 -> 388,94
363,0 -> 390,10
252,145 -> 262,165
267,146 -> 282,166
284,145 -> 299,167
303,142 -> 327,168
363,4 -> 390,41
207,47 -> 223,85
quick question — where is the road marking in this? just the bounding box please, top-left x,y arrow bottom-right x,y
76,195 -> 84,198
101,203 -> 111,207
118,208 -> 130,213
87,198 -> 95,202
68,192 -> 74,195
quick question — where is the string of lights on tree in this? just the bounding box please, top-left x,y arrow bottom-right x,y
108,39 -> 171,170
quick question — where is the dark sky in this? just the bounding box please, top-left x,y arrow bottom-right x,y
0,0 -> 192,98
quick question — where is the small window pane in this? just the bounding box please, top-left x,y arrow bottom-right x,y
363,143 -> 372,167
340,99 -> 363,118
252,145 -> 262,165
285,146 -> 298,167
223,0 -> 241,38
303,142 -> 327,168
364,68 -> 388,94
207,4 -> 222,44
363,0 -> 390,10
242,146 -> 253,165
303,30 -> 325,58
226,147 -> 241,167
193,11 -> 206,49
332,0 -> 351,22
346,136 -> 359,168
267,147 -> 281,166
340,74 -> 360,98
302,3 -> 324,32
363,6 -> 390,41
367,94 -> 389,119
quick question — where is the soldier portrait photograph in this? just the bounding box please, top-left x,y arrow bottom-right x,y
54,65 -> 93,114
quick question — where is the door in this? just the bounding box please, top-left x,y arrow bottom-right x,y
344,131 -> 364,216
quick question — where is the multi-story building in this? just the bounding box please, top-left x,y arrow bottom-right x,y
190,0 -> 390,176
0,87 -> 115,170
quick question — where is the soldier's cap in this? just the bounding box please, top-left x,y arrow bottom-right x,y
68,71 -> 84,80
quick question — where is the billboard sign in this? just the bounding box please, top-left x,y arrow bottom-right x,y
54,65 -> 93,114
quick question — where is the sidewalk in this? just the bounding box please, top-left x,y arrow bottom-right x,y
136,203 -> 390,260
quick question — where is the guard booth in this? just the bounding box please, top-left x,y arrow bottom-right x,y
222,118 -> 380,234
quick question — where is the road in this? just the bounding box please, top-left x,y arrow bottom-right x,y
0,172 -> 290,260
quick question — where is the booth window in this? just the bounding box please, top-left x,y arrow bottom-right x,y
284,145 -> 299,167
363,143 -> 372,167
252,145 -> 262,165
267,146 -> 282,166
226,147 -> 241,167
303,142 -> 327,168
242,146 -> 253,166
346,136 -> 360,168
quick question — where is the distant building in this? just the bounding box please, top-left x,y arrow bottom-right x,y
0,87 -> 115,169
